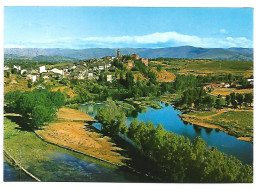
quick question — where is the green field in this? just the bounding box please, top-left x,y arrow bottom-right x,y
160,59 -> 253,76
207,111 -> 253,138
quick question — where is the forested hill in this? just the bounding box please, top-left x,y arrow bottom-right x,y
4,46 -> 253,61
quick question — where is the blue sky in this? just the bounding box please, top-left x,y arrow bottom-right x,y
4,7 -> 253,48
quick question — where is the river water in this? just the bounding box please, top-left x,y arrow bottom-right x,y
78,102 -> 253,165
4,148 -> 151,182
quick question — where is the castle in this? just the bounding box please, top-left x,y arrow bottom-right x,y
117,49 -> 148,66
117,49 -> 121,58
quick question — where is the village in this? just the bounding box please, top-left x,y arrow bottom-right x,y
3,49 -> 151,86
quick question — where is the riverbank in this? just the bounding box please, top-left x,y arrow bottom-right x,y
57,107 -> 96,122
4,116 -> 138,182
36,107 -> 127,165
179,109 -> 253,142
155,93 -> 253,143
4,117 -> 61,180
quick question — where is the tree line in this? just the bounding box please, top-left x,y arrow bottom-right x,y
226,92 -> 253,109
178,87 -> 253,111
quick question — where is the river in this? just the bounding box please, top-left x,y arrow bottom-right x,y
78,102 -> 253,165
4,147 -> 151,182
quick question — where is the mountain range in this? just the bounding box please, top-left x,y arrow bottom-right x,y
4,46 -> 253,61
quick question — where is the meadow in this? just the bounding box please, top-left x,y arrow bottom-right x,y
156,58 -> 253,77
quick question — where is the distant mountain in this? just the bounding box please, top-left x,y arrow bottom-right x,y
4,46 -> 253,61
4,54 -> 78,62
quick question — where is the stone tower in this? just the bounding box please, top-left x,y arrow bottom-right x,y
117,49 -> 120,58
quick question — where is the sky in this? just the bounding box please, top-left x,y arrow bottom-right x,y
4,7 -> 253,49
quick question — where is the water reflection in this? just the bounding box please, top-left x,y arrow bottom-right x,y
79,102 -> 253,165
193,124 -> 202,133
215,128 -> 220,132
205,128 -> 213,134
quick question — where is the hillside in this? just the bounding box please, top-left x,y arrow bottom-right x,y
4,46 -> 253,61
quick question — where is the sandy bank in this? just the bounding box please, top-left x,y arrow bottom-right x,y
36,107 -> 126,165
57,107 -> 96,122
36,122 -> 126,165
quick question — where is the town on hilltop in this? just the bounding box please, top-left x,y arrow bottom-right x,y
4,49 -> 151,84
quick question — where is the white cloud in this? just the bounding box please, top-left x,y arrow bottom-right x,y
220,29 -> 227,34
5,31 -> 253,48
82,32 -> 201,45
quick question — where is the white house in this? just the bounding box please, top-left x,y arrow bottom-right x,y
223,83 -> 230,88
27,74 -> 37,82
247,79 -> 254,85
4,66 -> 9,71
21,69 -> 27,74
105,64 -> 111,69
78,74 -> 85,80
39,66 -> 47,73
88,73 -> 94,79
106,74 -> 113,82
13,65 -> 21,71
99,66 -> 105,70
49,68 -> 64,75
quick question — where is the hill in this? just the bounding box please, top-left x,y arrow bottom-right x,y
4,46 -> 253,61
4,54 -> 78,62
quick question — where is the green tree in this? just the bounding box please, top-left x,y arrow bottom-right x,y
6,71 -> 10,78
99,72 -> 105,82
244,93 -> 253,107
4,90 -> 22,112
31,105 -> 56,128
125,71 -> 134,89
27,79 -> 32,88
203,96 -> 214,110
230,92 -> 237,109
95,102 -> 126,138
50,90 -> 65,109
225,95 -> 231,106
231,99 -> 238,109
236,93 -> 244,108
215,98 -> 222,110
11,68 -> 17,74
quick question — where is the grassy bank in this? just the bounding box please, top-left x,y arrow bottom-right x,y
180,109 -> 253,142
4,117 -> 57,170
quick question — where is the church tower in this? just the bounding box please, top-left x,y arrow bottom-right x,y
117,49 -> 120,58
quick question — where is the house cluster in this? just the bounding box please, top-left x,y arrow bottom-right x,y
4,49 -> 151,84
204,82 -> 230,89
203,80 -> 254,90
5,58 -> 115,83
